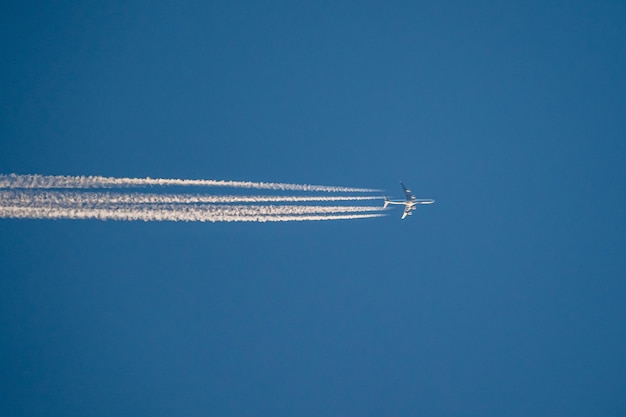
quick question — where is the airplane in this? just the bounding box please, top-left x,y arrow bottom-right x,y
383,182 -> 435,219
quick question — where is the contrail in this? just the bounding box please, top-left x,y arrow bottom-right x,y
117,204 -> 385,215
0,174 -> 380,193
0,200 -> 385,215
0,174 -> 386,223
0,206 -> 385,222
0,190 -> 381,205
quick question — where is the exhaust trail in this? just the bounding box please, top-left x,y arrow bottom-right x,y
0,174 -> 386,223
0,206 -> 385,222
0,200 -> 385,215
107,204 -> 386,215
0,190 -> 381,205
0,174 -> 380,193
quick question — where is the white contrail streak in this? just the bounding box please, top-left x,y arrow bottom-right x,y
0,206 -> 385,222
0,175 -> 386,223
121,204 -> 385,215
0,190 -> 381,205
0,174 -> 380,193
0,200 -> 384,215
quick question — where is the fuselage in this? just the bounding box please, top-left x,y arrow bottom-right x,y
384,199 -> 434,208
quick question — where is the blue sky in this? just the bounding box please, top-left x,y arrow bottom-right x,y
1,1 -> 625,416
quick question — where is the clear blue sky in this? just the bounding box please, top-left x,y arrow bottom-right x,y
1,1 -> 625,416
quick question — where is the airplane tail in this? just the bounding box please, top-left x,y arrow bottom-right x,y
383,196 -> 389,209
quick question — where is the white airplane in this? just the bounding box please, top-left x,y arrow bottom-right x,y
383,182 -> 435,219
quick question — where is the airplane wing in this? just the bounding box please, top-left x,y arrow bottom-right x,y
401,206 -> 411,220
400,182 -> 416,201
